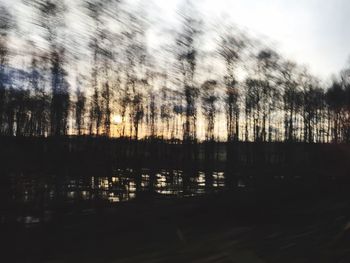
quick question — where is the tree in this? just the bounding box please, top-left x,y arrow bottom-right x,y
28,0 -> 70,136
85,0 -> 106,136
75,77 -> 86,136
201,80 -> 217,141
27,54 -> 50,136
218,30 -> 246,141
159,86 -> 172,139
280,60 -> 299,142
245,78 -> 264,141
256,49 -> 280,142
326,81 -> 344,143
50,48 -> 70,136
0,5 -> 14,134
175,1 -> 201,141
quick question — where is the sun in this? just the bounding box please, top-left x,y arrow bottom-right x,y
112,114 -> 122,124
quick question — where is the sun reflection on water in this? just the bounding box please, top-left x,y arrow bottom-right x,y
11,168 -> 229,224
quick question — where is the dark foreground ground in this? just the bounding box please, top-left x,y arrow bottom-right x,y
2,190 -> 350,263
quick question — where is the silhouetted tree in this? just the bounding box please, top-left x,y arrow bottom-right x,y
256,49 -> 280,142
326,81 -> 343,143
27,54 -> 50,136
176,2 -> 201,141
201,80 -> 217,141
50,49 -> 70,136
101,49 -> 113,137
85,0 -> 105,135
245,78 -> 264,141
280,60 -> 299,142
0,5 -> 14,135
159,84 -> 172,139
27,0 -> 70,136
75,78 -> 86,136
3,0 -> 350,146
218,31 -> 246,141
148,90 -> 157,138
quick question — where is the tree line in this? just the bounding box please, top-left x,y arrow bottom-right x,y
0,0 -> 350,143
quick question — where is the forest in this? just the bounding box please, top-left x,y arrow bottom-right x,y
3,2 -> 350,262
0,0 -> 350,144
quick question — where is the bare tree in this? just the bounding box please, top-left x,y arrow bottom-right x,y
27,0 -> 70,136
75,77 -> 86,136
175,1 -> 201,141
280,60 -> 299,142
218,30 -> 246,141
326,81 -> 343,142
256,49 -> 280,142
201,80 -> 217,141
0,5 -> 14,134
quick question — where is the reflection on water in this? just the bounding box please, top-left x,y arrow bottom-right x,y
3,168 -> 229,224
0,168 -> 238,224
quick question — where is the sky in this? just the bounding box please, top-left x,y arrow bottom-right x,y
152,0 -> 350,80
2,0 -> 350,81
